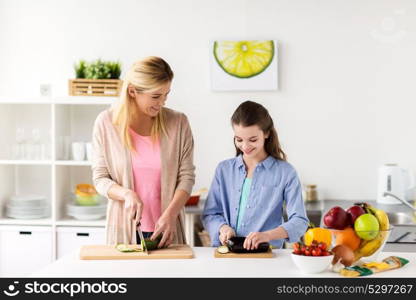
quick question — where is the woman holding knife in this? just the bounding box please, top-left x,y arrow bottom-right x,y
92,56 -> 195,247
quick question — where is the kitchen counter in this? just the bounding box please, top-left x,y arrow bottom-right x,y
33,247 -> 415,278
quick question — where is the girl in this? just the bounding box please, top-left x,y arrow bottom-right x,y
92,56 -> 195,247
202,101 -> 308,249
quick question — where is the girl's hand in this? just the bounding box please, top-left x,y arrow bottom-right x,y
219,225 -> 236,245
151,214 -> 177,248
123,190 -> 143,225
243,232 -> 271,250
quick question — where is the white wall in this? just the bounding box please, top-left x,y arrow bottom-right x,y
1,0 -> 416,200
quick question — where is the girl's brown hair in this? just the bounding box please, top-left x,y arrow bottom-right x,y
231,101 -> 287,161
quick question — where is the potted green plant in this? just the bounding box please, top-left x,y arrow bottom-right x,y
70,59 -> 122,96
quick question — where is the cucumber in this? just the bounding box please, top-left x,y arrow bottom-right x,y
115,244 -> 142,253
143,239 -> 159,250
143,234 -> 163,250
217,245 -> 229,254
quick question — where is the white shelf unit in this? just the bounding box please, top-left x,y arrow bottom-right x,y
55,160 -> 92,166
0,97 -> 113,275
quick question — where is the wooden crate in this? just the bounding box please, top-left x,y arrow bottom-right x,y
69,79 -> 123,97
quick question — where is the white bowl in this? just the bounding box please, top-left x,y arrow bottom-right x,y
66,203 -> 106,214
291,253 -> 334,274
67,212 -> 105,220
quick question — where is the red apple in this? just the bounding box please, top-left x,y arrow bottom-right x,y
346,205 -> 365,226
323,206 -> 349,229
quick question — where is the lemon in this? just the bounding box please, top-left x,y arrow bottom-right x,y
213,40 -> 275,78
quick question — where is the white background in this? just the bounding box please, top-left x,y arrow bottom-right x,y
1,0 -> 416,201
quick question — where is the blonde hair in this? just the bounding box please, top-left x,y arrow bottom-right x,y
112,56 -> 174,150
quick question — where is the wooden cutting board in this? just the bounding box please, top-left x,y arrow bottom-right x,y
80,244 -> 194,260
214,248 -> 274,258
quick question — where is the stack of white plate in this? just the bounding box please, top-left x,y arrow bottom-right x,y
66,195 -> 107,220
6,195 -> 49,219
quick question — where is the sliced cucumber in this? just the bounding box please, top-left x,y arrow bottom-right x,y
217,245 -> 229,254
115,244 -> 142,253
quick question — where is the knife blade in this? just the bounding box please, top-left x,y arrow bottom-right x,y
137,224 -> 148,255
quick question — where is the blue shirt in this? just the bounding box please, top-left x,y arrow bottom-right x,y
236,177 -> 252,234
202,155 -> 309,248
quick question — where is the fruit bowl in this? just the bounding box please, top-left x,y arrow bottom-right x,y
329,226 -> 393,263
291,253 -> 334,274
323,202 -> 393,263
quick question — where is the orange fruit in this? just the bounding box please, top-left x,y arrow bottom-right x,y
333,227 -> 361,251
304,227 -> 332,249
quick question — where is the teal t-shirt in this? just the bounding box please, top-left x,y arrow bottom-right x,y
236,177 -> 252,234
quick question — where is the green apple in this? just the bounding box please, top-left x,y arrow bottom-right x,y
354,214 -> 380,240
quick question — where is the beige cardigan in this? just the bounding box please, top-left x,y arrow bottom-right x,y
92,107 -> 195,245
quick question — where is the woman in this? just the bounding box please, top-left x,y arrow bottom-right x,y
92,56 -> 195,247
202,101 -> 308,249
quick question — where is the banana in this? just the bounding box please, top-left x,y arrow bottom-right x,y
353,204 -> 390,261
354,231 -> 387,260
368,205 -> 389,231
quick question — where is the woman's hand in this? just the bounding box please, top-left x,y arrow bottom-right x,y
123,190 -> 143,225
243,232 -> 271,250
219,225 -> 236,245
151,214 -> 177,248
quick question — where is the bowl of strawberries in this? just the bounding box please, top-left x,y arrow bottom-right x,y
291,240 -> 334,274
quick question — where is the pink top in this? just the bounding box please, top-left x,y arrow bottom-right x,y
129,129 -> 161,232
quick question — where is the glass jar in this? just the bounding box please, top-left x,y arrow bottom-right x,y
305,184 -> 318,202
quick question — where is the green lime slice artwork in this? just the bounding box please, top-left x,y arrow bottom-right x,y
213,40 -> 275,78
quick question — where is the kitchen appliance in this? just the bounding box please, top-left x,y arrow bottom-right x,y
79,244 -> 193,260
377,164 -> 415,205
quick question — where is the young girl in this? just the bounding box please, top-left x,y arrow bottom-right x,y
202,101 -> 308,249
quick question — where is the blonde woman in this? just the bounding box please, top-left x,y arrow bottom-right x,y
92,57 -> 195,247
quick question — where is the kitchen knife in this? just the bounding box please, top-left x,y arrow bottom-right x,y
137,224 -> 148,255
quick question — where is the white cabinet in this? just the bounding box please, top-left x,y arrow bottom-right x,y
56,226 -> 105,259
0,97 -> 112,277
0,225 -> 53,276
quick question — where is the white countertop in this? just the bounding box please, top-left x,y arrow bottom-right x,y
33,248 -> 416,278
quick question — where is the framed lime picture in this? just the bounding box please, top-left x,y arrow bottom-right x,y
210,40 -> 278,91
